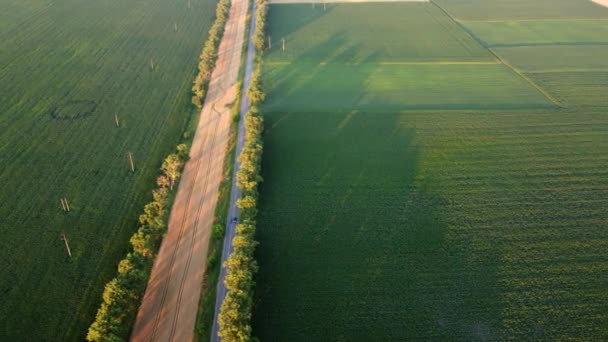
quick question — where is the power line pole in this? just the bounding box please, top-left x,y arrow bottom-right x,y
282,38 -> 286,52
114,114 -> 120,127
61,197 -> 70,212
61,234 -> 72,258
268,36 -> 272,49
128,152 -> 135,172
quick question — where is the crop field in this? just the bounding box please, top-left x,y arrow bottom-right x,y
462,20 -> 608,47
493,46 -> 608,72
434,0 -> 608,20
264,3 -> 492,62
253,1 -> 608,341
262,3 -> 552,111
264,63 -> 552,111
0,0 -> 216,340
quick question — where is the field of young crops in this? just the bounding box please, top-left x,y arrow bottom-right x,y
253,0 -> 608,340
0,0 -> 216,340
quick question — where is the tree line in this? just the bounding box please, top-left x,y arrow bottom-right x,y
86,146 -> 188,341
218,0 -> 268,338
192,0 -> 232,108
86,0 -> 236,338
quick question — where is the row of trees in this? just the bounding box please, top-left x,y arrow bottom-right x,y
192,0 -> 232,108
86,146 -> 188,341
253,0 -> 268,52
217,38 -> 267,341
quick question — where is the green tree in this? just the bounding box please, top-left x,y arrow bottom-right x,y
161,154 -> 183,190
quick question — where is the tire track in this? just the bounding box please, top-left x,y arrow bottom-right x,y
168,102 -> 224,342
148,101 -> 222,341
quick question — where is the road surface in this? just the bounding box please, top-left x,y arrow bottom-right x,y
130,0 -> 249,340
209,1 -> 257,341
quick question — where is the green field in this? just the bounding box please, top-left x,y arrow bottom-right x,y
463,20 -> 608,47
265,3 -> 492,62
493,46 -> 608,72
0,0 -> 216,340
434,0 -> 608,20
253,1 -> 608,341
264,62 -> 552,111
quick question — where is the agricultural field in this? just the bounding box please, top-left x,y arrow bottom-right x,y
0,0 -> 216,340
253,1 -> 608,341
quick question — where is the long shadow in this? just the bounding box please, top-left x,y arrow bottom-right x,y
253,106 -> 504,340
253,33 -> 504,342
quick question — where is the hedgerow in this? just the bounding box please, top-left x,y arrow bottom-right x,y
218,38 -> 266,342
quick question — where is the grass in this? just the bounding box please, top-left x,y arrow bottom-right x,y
253,1 -> 608,341
0,0 -> 217,340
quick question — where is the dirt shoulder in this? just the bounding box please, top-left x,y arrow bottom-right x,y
130,0 -> 249,340
268,0 -> 427,3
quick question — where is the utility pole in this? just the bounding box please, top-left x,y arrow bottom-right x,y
128,152 -> 135,172
150,58 -> 155,70
188,0 -> 191,9
268,36 -> 272,49
114,114 -> 119,127
324,2 -> 326,10
282,38 -> 286,52
61,234 -> 72,258
174,23 -> 178,32
61,197 -> 70,212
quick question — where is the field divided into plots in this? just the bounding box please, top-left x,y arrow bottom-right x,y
253,1 -> 608,340
0,0 -> 216,340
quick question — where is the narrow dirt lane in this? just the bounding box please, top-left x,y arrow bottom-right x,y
130,0 -> 249,340
210,1 -> 257,340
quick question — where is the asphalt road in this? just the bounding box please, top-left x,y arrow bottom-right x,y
210,1 -> 257,341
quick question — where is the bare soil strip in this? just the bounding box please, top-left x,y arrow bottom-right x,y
269,0 -> 427,3
130,0 -> 248,340
591,0 -> 608,7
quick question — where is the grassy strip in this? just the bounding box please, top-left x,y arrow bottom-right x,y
193,2 -> 254,340
217,1 -> 267,340
85,0 -> 234,339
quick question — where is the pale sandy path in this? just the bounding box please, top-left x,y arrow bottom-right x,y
591,0 -> 608,7
269,0 -> 427,3
130,0 -> 248,340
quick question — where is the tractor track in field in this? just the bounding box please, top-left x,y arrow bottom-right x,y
130,0 -> 249,339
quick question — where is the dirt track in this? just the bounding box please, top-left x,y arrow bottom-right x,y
269,0 -> 427,3
591,0 -> 608,7
130,0 -> 248,340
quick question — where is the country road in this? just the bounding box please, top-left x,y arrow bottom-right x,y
210,0 -> 257,341
129,0 -> 249,340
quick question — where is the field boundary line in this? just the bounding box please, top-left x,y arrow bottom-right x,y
265,60 -> 501,65
430,0 -> 563,108
459,18 -> 608,23
527,68 -> 608,73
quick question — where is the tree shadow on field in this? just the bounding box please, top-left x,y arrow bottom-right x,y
266,3 -> 337,47
253,109 -> 503,340
263,30 -> 385,112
